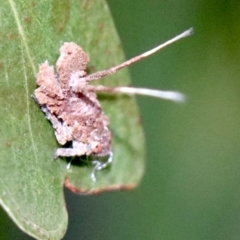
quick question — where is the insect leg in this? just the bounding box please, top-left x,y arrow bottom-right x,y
90,152 -> 113,182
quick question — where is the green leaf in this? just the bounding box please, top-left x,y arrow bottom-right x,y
0,0 -> 144,239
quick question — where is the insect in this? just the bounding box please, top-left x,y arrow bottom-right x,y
33,28 -> 193,181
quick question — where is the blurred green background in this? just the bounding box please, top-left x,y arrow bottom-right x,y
2,0 -> 240,239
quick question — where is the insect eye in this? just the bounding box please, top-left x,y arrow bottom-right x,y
91,141 -> 102,154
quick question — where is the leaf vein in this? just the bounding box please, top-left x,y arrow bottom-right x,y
21,51 -> 38,163
8,0 -> 36,74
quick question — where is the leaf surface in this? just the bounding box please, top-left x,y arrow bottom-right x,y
0,0 -> 144,239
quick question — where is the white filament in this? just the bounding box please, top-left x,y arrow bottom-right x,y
114,87 -> 186,102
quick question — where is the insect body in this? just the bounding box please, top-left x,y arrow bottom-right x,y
34,43 -> 112,159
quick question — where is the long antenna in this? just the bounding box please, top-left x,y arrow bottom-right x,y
83,28 -> 193,82
74,85 -> 186,102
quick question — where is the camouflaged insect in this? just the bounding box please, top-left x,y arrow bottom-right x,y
34,43 -> 112,159
33,29 -> 192,178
